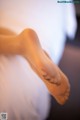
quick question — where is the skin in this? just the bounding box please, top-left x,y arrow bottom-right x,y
0,27 -> 70,105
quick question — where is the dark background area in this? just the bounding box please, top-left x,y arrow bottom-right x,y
58,4 -> 80,120
47,4 -> 80,120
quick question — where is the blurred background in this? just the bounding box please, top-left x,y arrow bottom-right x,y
57,4 -> 80,120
